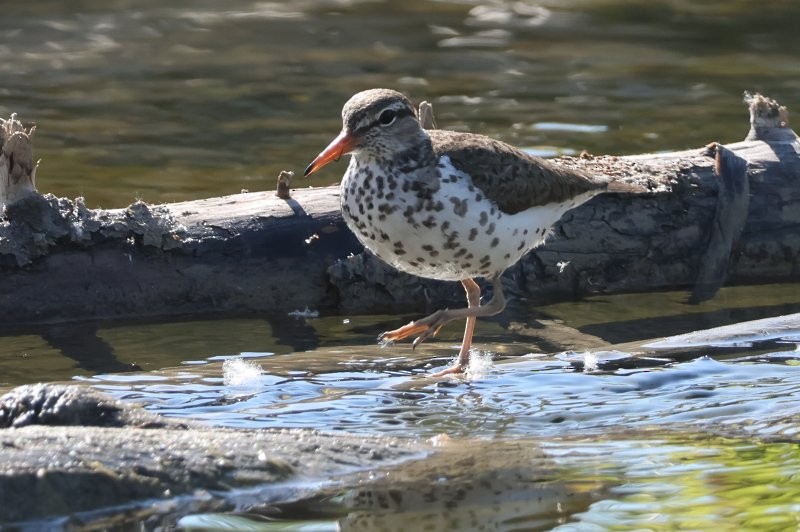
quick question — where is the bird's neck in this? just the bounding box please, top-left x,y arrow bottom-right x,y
355,131 -> 435,174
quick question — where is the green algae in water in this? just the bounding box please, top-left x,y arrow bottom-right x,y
174,435 -> 800,530
556,436 -> 800,530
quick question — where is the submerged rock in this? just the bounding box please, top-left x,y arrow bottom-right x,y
0,383 -> 427,524
0,383 -> 176,429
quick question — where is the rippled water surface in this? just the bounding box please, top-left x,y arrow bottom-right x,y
3,0 -> 800,528
74,297 -> 800,529
87,341 -> 800,439
2,0 -> 800,206
4,284 -> 797,528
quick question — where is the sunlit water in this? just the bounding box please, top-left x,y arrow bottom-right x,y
173,435 -> 800,530
83,348 -> 800,440
42,285 -> 800,528
3,0 -> 800,527
4,289 -> 800,529
77,316 -> 800,530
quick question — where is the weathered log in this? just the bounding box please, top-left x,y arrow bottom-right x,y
0,94 -> 798,325
0,189 -> 362,323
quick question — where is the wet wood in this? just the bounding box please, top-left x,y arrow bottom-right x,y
1,94 -> 799,325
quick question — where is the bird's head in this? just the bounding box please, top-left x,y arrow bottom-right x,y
304,88 -> 423,176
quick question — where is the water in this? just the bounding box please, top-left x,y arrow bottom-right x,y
2,0 -> 800,528
2,0 -> 800,207
5,285 -> 800,527
77,317 -> 800,529
175,438 -> 800,530
86,342 -> 800,440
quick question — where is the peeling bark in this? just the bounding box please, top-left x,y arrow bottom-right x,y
689,145 -> 749,304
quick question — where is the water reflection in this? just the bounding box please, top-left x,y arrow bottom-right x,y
554,438 -> 800,531
176,436 -> 800,531
4,282 -> 799,390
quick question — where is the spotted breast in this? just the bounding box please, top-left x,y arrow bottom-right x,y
304,88 -> 616,375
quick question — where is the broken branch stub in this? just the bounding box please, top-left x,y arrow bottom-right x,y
743,92 -> 796,142
1,114 -> 38,211
418,101 -> 437,130
276,170 -> 294,200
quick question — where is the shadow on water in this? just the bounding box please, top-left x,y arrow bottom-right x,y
0,313 -> 326,386
3,296 -> 800,530
17,284 -> 785,528
5,284 -> 799,387
1,284 -> 799,528
536,283 -> 800,344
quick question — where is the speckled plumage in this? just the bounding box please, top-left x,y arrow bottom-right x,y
305,88 -> 612,375
332,89 -> 607,282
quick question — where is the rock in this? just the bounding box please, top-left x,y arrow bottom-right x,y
0,384 -> 426,523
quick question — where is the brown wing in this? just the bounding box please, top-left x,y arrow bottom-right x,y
428,129 -> 607,214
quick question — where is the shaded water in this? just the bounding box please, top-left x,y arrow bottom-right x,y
3,0 -> 800,528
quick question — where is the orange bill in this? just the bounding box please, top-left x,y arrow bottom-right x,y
304,131 -> 357,176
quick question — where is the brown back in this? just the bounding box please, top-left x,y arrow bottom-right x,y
429,129 -> 607,214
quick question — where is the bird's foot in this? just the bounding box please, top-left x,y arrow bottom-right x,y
378,309 -> 449,349
430,363 -> 465,377
431,346 -> 473,377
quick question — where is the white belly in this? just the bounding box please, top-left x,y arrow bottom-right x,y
340,156 -> 594,281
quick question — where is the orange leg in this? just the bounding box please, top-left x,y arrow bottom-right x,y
432,277 -> 482,376
379,275 -> 506,375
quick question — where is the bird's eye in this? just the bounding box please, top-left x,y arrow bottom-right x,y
378,109 -> 397,126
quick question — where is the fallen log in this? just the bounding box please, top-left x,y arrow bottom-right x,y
1,93 -> 798,325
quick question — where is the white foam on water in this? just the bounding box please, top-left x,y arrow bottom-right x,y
222,358 -> 264,387
465,349 -> 494,379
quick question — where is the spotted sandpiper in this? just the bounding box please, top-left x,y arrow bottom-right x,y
305,88 -> 624,376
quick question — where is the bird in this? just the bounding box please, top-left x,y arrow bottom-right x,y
304,88 -> 629,376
